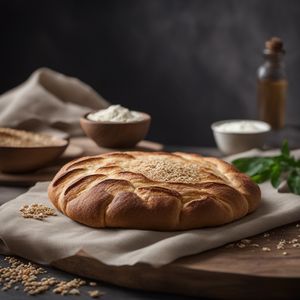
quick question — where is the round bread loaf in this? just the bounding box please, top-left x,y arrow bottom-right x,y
48,151 -> 261,230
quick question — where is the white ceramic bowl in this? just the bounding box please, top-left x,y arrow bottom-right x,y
211,119 -> 271,155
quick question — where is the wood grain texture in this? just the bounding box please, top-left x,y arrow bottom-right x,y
52,221 -> 300,299
0,137 -> 162,186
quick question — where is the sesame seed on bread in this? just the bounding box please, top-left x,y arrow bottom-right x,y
48,151 -> 261,231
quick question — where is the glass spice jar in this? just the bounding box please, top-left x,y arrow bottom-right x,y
257,37 -> 288,130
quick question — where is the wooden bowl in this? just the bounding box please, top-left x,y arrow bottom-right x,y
0,136 -> 68,174
80,112 -> 151,148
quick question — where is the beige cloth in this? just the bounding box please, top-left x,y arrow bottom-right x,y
1,149 -> 300,267
0,68 -> 109,136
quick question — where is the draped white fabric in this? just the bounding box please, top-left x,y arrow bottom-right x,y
0,68 -> 109,136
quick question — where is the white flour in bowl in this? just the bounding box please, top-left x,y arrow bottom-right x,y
213,120 -> 270,133
87,105 -> 143,123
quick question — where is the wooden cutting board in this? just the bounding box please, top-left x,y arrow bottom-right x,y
52,221 -> 300,299
0,137 -> 163,186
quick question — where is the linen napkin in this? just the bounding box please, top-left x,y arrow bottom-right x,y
0,68 -> 109,136
1,149 -> 300,267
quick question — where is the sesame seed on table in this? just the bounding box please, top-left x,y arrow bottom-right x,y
0,254 -> 202,300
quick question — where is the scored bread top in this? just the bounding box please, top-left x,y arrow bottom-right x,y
48,151 -> 261,231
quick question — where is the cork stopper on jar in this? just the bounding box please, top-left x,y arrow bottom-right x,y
265,37 -> 285,54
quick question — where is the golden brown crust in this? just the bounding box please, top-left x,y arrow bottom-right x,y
48,151 -> 261,230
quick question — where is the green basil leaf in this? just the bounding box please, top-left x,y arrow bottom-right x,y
281,140 -> 290,158
287,171 -> 300,195
270,164 -> 282,188
294,167 -> 300,176
232,157 -> 260,173
279,159 -> 290,170
251,170 -> 271,184
231,140 -> 300,196
232,157 -> 274,177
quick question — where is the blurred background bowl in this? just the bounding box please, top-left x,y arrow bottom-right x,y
0,137 -> 68,173
80,112 -> 151,148
211,119 -> 271,155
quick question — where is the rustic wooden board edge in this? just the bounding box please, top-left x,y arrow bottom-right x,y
51,221 -> 300,299
51,252 -> 300,300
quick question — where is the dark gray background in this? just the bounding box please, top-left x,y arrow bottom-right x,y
1,0 -> 300,146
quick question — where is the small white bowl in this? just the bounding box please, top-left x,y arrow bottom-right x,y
211,120 -> 271,155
